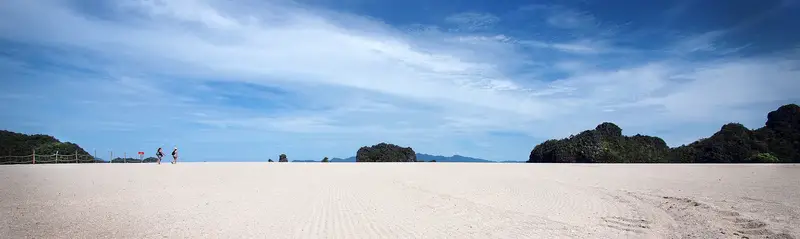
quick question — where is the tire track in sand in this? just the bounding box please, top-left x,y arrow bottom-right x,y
363,179 -> 418,239
295,183 -> 329,238
329,177 -> 410,239
330,183 -> 354,239
344,186 -> 382,238
398,180 -> 588,238
625,192 -> 797,239
595,190 -> 666,237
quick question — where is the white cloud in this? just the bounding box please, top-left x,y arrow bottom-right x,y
636,58 -> 800,120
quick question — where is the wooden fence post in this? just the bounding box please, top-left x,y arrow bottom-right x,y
33,149 -> 36,164
55,151 -> 59,164
75,150 -> 78,163
124,152 -> 126,163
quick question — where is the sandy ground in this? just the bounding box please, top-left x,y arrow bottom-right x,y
1,163 -> 798,239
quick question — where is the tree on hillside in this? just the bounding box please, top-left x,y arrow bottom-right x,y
0,130 -> 89,156
279,154 -> 288,162
1,130 -> 93,164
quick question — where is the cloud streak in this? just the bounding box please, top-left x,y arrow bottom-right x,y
445,12 -> 500,31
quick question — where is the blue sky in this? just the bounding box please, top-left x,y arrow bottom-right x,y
1,0 -> 799,162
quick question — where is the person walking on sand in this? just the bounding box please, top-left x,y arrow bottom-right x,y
156,147 -> 164,164
171,147 -> 178,164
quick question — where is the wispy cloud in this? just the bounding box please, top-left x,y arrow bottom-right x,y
444,12 -> 500,31
545,9 -> 596,29
670,30 -> 728,54
517,39 -> 619,55
519,4 -> 598,29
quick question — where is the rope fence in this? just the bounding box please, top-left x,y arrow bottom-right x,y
0,151 -> 157,165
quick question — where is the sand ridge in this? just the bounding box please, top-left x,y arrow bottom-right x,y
1,163 -> 798,238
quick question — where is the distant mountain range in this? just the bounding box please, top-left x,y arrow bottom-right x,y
416,153 -> 492,162
329,156 -> 356,162
327,153 -> 505,163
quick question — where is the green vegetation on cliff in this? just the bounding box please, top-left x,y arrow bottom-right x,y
529,104 -> 800,163
671,104 -> 800,163
529,122 -> 670,163
1,130 -> 90,156
356,143 -> 417,162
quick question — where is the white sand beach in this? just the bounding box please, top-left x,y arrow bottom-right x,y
1,163 -> 798,238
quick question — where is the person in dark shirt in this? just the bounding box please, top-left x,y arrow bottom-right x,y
156,147 -> 164,164
171,147 -> 178,164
